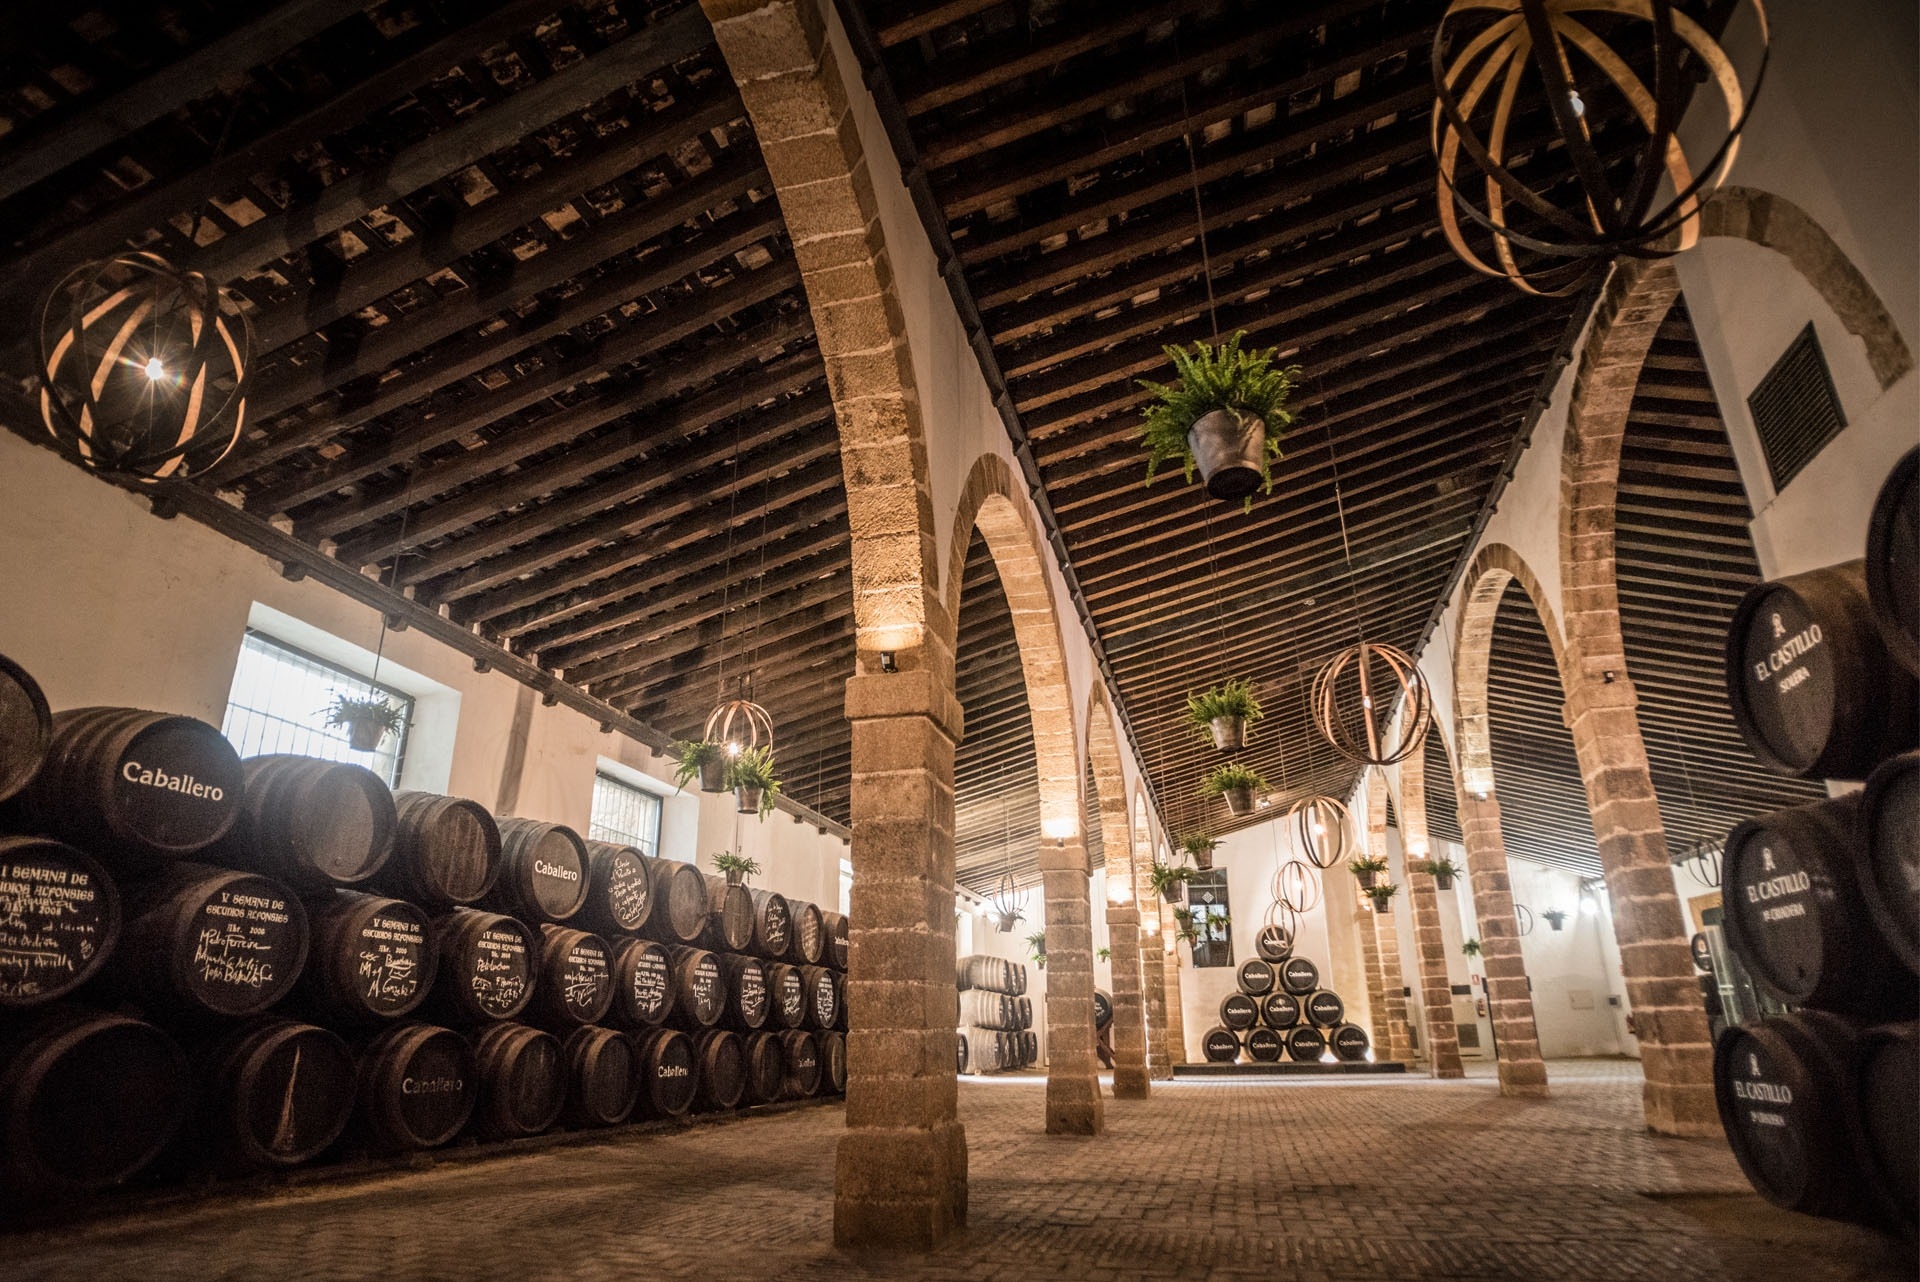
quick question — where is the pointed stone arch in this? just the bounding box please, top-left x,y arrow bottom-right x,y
1454,543 -> 1569,799
1084,683 -> 1148,1098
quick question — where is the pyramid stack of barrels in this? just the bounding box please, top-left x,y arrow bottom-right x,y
1713,447 -> 1917,1239
0,654 -> 847,1206
955,955 -> 1037,1073
1200,937 -> 1371,1066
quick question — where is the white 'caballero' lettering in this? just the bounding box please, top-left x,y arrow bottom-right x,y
533,859 -> 580,881
122,761 -> 224,802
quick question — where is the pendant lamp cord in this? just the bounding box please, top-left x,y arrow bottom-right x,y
714,413 -> 746,699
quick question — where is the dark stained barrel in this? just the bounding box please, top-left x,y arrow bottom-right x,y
0,1008 -> 188,1192
197,1017 -> 355,1167
300,891 -> 436,1024
428,909 -> 536,1024
109,863 -> 308,1018
786,898 -> 825,965
1201,1027 -> 1240,1062
640,858 -> 710,945
576,840 -> 652,938
376,791 -> 499,910
530,925 -> 614,1028
1866,445 -> 1918,674
766,961 -> 807,1029
562,1025 -> 638,1128
1856,751 -> 1920,974
608,936 -> 673,1029
24,708 -> 244,867
701,874 -> 754,953
1286,1025 -> 1327,1062
1220,992 -> 1258,1030
1279,956 -> 1318,995
742,1030 -> 785,1105
779,1029 -> 821,1097
747,888 -> 791,960
482,819 -> 588,925
1093,988 -> 1113,1032
957,1032 -> 969,1075
821,910 -> 850,971
691,1028 -> 746,1111
717,953 -> 770,1031
666,944 -> 725,1027
630,1028 -> 698,1118
1255,923 -> 1294,962
212,755 -> 394,892
471,1022 -> 564,1140
1237,958 -> 1276,995
1330,1023 -> 1371,1061
1723,795 -> 1910,1016
800,963 -> 839,1031
1725,560 -> 1919,778
354,1022 -> 476,1152
0,835 -> 119,1009
1305,989 -> 1346,1028
1856,1021 -> 1918,1236
0,650 -> 51,806
822,1030 -> 846,1094
1261,992 -> 1301,1028
1246,1026 -> 1285,1062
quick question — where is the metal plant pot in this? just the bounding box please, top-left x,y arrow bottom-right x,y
698,756 -> 729,793
1433,871 -> 1455,891
1372,897 -> 1393,914
1209,715 -> 1246,752
1356,868 -> 1379,889
345,720 -> 385,752
1186,408 -> 1267,501
1160,883 -> 1184,904
1191,848 -> 1213,871
734,784 -> 763,816
725,869 -> 743,887
1544,912 -> 1567,932
1221,786 -> 1256,817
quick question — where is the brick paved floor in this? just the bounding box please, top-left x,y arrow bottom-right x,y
4,1059 -> 1906,1282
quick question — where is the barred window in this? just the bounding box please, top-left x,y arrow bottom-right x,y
589,771 -> 662,855
222,629 -> 412,785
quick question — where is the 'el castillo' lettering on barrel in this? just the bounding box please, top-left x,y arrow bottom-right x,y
1751,613 -> 1824,694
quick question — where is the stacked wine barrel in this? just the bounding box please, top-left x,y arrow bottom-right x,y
955,954 -> 1037,1074
0,657 -> 848,1206
1715,450 -> 1918,1240
1200,948 -> 1371,1066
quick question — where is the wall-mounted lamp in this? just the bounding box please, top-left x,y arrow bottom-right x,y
878,650 -> 897,674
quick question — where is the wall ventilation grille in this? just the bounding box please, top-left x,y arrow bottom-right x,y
1747,323 -> 1846,490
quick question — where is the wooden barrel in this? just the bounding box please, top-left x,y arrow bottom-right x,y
197,1017 -> 354,1167
0,835 -> 119,1009
354,1022 -> 477,1152
1201,1027 -> 1240,1062
24,708 -> 244,867
1022,1030 -> 1036,1067
1856,750 -> 1920,974
0,1008 -> 188,1192
1278,956 -> 1319,995
718,953 -> 771,1031
212,755 -> 395,892
1723,795 -> 1909,1016
957,1031 -> 969,1074
747,887 -> 792,960
1866,445 -> 1918,674
1255,923 -> 1294,962
530,925 -> 614,1028
300,891 -> 436,1024
779,1028 -> 821,1097
822,1030 -> 847,1094
1856,1021 -> 1918,1236
700,875 -> 754,953
767,961 -> 807,1029
742,1030 -> 786,1105
471,1021 -> 564,1140
786,898 -> 825,965
562,1024 -> 638,1128
0,650 -> 51,807
821,910 -> 850,970
1725,560 -> 1918,779
1093,988 -> 1113,1031
1237,958 -> 1276,996
428,909 -> 536,1024
481,818 -> 589,924
608,936 -> 673,1028
959,988 -> 1023,1030
691,1028 -> 745,1111
377,791 -> 499,910
958,954 -> 1015,993
800,963 -> 839,1031
1286,1025 -> 1327,1062
1220,992 -> 1258,1030
1261,992 -> 1301,1029
961,1026 -> 1002,1073
630,1027 -> 698,1118
109,863 -> 308,1018
1246,1026 -> 1284,1062
640,858 -> 710,945
665,944 -> 725,1027
1305,989 -> 1346,1028
1329,1022 -> 1371,1061
576,840 -> 653,938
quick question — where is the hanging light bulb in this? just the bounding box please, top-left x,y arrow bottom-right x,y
1285,796 -> 1353,871
704,674 -> 773,755
143,356 -> 166,382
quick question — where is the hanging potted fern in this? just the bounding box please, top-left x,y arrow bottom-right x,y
1149,860 -> 1195,903
1138,331 -> 1300,509
1027,930 -> 1048,970
713,852 -> 760,887
1461,938 -> 1483,959
671,739 -> 730,793
1202,762 -> 1266,818
1178,833 -> 1220,871
326,693 -> 404,753
1347,854 -> 1388,889
1416,856 -> 1461,891
1186,677 -> 1263,752
726,745 -> 781,818
1364,882 -> 1399,914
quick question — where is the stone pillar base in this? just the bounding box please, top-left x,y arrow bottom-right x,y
1498,1059 -> 1552,1098
1643,1079 -> 1719,1138
1045,1073 -> 1105,1135
1111,1066 -> 1150,1099
835,1121 -> 969,1249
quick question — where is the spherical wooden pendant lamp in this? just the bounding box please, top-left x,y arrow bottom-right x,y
36,252 -> 253,482
1311,641 -> 1433,766
1285,795 -> 1353,871
1432,0 -> 1769,295
704,676 -> 774,757
1274,858 -> 1322,913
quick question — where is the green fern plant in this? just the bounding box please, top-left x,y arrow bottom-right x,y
1137,331 -> 1300,510
1201,762 -> 1266,797
1185,678 -> 1263,732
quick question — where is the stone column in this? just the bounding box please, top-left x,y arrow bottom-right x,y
1355,895 -> 1390,1051
1374,899 -> 1414,1063
836,671 -> 967,1247
1401,757 -> 1465,1079
1132,825 -> 1173,1078
1040,843 -> 1103,1135
1158,901 -> 1188,1064
1104,903 -> 1150,1098
1457,789 -> 1549,1096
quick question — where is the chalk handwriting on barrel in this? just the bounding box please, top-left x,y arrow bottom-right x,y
195,926 -> 276,988
0,865 -> 102,993
610,868 -> 648,922
358,946 -> 421,1002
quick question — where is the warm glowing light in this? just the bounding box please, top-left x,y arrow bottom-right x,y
1041,817 -> 1079,843
726,741 -> 742,757
144,356 -> 165,381
1311,822 -> 1326,837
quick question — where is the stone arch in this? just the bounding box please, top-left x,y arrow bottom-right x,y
1084,684 -> 1148,1098
1454,542 -> 1568,800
